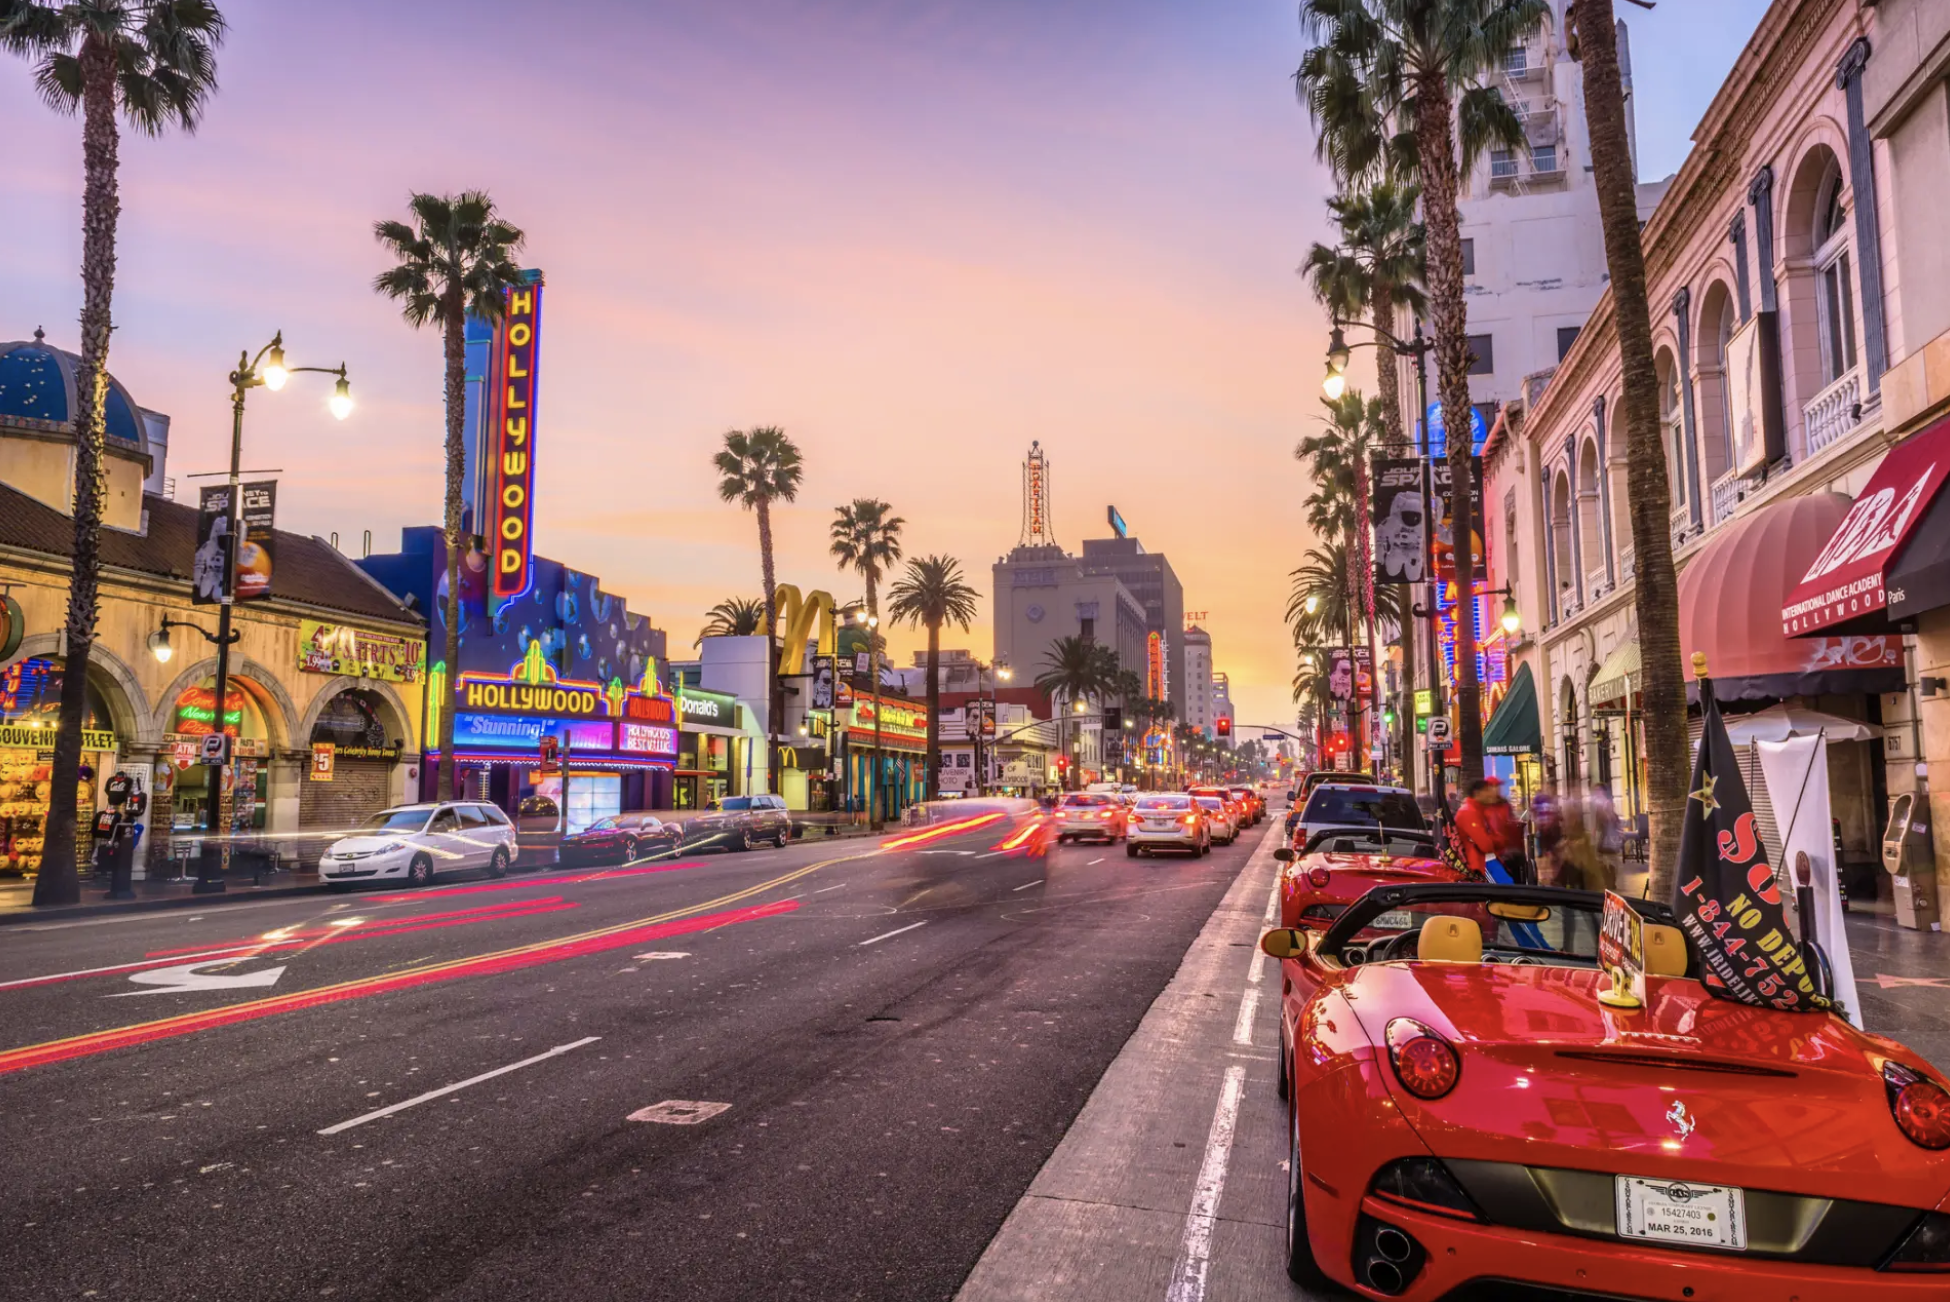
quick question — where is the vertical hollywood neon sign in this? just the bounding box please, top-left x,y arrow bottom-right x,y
490,277 -> 544,612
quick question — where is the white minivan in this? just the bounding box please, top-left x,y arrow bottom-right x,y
319,802 -> 518,888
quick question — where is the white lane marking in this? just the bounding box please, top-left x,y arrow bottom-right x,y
634,951 -> 690,962
1164,1065 -> 1247,1302
628,1099 -> 731,1125
110,959 -> 287,997
1011,879 -> 1044,892
812,882 -> 847,894
1246,949 -> 1267,986
975,851 -> 1004,859
1088,857 -> 1105,865
857,920 -> 929,947
317,1037 -> 600,1135
1231,985 -> 1260,1046
0,943 -> 262,991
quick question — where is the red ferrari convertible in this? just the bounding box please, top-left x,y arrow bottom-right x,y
1265,881 -> 1950,1299
1274,826 -> 1457,932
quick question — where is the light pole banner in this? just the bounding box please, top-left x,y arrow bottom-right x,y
489,275 -> 545,613
236,480 -> 277,601
192,485 -> 233,606
1371,457 -> 1427,585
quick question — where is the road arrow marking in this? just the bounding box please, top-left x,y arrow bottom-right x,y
633,951 -> 691,961
112,960 -> 287,997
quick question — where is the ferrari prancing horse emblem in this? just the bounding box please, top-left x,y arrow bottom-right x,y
1666,1100 -> 1696,1141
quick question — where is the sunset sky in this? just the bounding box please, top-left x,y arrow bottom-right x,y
5,0 -> 1769,734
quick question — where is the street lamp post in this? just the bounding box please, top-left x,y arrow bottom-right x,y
164,334 -> 351,892
971,660 -> 1011,795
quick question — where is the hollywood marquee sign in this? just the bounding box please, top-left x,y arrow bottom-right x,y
489,279 -> 545,612
460,678 -> 602,718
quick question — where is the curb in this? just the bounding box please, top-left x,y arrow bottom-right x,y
0,880 -> 335,927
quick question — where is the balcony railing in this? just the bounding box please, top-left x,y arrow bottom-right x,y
1710,470 -> 1747,526
1618,545 -> 1635,582
1585,567 -> 1611,601
1804,367 -> 1862,457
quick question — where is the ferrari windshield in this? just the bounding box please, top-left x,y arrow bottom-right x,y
1317,884 -> 1672,966
1302,828 -> 1438,857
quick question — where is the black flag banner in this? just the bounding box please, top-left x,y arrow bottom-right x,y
1672,653 -> 1831,1013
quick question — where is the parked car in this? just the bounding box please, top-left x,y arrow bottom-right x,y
1194,795 -> 1239,845
1055,792 -> 1128,844
679,794 -> 794,851
559,812 -> 683,866
1264,881 -> 1950,1297
1127,793 -> 1211,857
1291,783 -> 1426,850
319,801 -> 517,888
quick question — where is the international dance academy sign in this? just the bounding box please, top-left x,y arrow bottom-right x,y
490,276 -> 544,612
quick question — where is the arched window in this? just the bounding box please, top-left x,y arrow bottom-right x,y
1657,351 -> 1688,512
1812,159 -> 1857,385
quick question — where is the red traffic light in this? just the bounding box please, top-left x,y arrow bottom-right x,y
1215,718 -> 1232,737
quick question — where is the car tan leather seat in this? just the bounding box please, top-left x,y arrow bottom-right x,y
1641,923 -> 1689,977
1418,915 -> 1483,963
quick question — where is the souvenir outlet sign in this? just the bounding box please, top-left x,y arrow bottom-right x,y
298,620 -> 425,683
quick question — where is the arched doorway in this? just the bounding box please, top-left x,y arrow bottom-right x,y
163,675 -> 277,839
299,687 -> 409,858
1559,678 -> 1581,787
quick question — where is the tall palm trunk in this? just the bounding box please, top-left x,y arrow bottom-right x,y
1416,70 -> 1483,788
1580,2 -> 1685,895
1343,526 -> 1363,773
437,290 -> 466,802
35,37 -> 120,907
1372,294 -> 1404,451
757,495 -> 780,794
865,576 -> 882,824
924,619 -> 941,796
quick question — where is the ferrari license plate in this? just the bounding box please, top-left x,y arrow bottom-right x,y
1615,1176 -> 1746,1250
1372,910 -> 1418,931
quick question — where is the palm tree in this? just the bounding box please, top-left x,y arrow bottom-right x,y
1299,0 -> 1546,787
715,426 -> 803,794
1570,0 -> 1685,895
696,597 -> 765,646
830,499 -> 905,823
887,555 -> 980,796
372,192 -> 525,803
1034,636 -> 1119,791
1298,391 -> 1387,772
713,427 -> 803,652
1302,180 -> 1426,449
3,0 -> 226,906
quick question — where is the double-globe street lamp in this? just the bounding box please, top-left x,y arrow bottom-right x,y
969,660 -> 1011,796
148,333 -> 351,892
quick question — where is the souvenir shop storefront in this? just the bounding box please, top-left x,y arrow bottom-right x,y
0,656 -> 120,879
433,665 -> 679,835
162,679 -> 274,841
841,694 -> 928,822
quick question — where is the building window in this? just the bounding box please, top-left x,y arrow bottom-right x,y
1502,46 -> 1528,75
1490,149 -> 1517,180
1504,489 -> 1519,589
1466,334 -> 1494,376
1079,616 -> 1095,641
1531,144 -> 1558,175
1557,326 -> 1581,360
1461,238 -> 1475,277
1812,162 -> 1857,385
1659,354 -> 1687,510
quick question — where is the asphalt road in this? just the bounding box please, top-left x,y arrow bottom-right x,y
0,817 -> 1261,1302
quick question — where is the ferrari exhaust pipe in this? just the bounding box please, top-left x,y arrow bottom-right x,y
1374,1226 -> 1413,1263
1364,1259 -> 1405,1294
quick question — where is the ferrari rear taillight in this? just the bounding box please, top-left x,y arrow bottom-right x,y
1885,1062 -> 1950,1150
1385,1018 -> 1460,1100
1307,866 -> 1331,889
1368,1158 -> 1482,1222
1885,1211 -> 1950,1272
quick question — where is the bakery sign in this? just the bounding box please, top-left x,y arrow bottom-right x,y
298,619 -> 425,683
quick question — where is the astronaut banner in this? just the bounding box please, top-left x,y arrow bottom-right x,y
1370,458 -> 1427,586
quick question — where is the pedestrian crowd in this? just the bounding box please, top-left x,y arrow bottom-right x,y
1449,777 -> 1628,893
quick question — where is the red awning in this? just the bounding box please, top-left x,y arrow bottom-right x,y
1682,492 -> 1905,701
1781,413 -> 1950,636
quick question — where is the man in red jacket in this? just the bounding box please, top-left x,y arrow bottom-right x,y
1455,778 -> 1526,880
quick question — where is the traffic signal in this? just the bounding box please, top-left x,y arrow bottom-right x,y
1215,717 -> 1232,738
